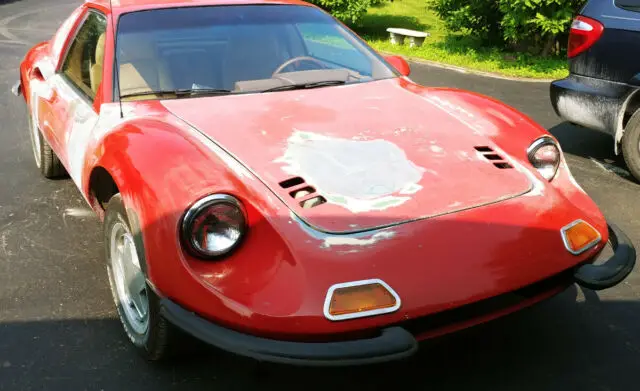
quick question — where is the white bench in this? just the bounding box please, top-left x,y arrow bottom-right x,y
386,28 -> 430,47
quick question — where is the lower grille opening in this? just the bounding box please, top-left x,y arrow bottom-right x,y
399,270 -> 574,337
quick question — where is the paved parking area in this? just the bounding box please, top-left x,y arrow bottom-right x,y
1,1 -> 639,390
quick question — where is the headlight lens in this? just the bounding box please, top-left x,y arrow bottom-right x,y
527,137 -> 561,181
181,194 -> 247,259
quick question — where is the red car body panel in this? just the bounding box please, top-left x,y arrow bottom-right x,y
17,0 -> 613,343
163,79 -> 535,234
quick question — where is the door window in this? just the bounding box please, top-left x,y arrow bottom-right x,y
61,10 -> 107,101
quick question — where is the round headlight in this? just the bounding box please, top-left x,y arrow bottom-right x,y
527,137 -> 561,181
181,194 -> 247,259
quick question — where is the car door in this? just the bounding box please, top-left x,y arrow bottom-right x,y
51,9 -> 107,185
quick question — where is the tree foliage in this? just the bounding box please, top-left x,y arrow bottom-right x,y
308,0 -> 374,23
430,0 -> 504,45
430,0 -> 586,56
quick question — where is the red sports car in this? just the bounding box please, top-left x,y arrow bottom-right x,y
12,0 -> 636,365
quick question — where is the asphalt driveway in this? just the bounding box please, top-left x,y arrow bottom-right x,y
1,1 -> 639,390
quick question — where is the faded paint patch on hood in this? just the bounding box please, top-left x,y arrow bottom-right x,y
275,130 -> 424,213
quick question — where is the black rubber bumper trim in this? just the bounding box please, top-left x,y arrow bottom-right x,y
574,223 -> 636,291
160,299 -> 418,366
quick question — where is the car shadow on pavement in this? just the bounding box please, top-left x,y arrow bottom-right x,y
2,284 -> 640,391
549,121 -> 637,183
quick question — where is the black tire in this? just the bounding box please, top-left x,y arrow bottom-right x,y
104,194 -> 176,361
27,107 -> 66,179
621,110 -> 640,183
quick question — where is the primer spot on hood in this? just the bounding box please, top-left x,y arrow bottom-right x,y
321,231 -> 396,248
276,130 -> 424,213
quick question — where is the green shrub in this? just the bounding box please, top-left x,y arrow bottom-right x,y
308,0 -> 373,23
428,0 -> 504,45
430,0 -> 586,56
499,0 -> 585,56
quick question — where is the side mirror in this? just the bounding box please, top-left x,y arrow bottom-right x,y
384,55 -> 410,77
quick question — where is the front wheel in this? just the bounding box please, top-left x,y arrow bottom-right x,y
622,110 -> 640,183
27,106 -> 66,178
104,194 -> 176,361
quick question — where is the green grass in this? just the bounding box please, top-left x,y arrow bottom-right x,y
351,0 -> 569,79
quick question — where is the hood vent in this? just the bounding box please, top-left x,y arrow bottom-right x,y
279,177 -> 327,209
474,146 -> 513,169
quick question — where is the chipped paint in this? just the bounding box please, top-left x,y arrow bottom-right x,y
423,95 -> 499,136
399,183 -> 422,195
485,107 -> 515,127
321,231 -> 396,248
429,145 -> 444,154
275,130 -> 424,213
456,150 -> 473,161
393,127 -> 411,135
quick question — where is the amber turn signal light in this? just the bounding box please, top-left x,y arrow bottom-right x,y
324,279 -> 400,321
561,220 -> 601,255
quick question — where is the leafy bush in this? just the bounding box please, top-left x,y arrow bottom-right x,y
499,0 -> 585,56
308,0 -> 373,23
430,0 -> 586,56
429,0 -> 504,45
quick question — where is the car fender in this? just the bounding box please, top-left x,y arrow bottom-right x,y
19,41 -> 50,105
81,107 -> 291,308
614,87 -> 640,155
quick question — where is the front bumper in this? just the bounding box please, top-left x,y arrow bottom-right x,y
550,74 -> 634,134
161,224 -> 635,366
573,223 -> 636,291
160,299 -> 418,366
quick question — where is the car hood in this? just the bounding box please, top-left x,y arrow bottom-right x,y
162,78 -> 533,234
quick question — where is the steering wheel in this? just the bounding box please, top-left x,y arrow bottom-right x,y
272,56 -> 328,76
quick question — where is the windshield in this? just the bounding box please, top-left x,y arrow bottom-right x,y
115,5 -> 397,100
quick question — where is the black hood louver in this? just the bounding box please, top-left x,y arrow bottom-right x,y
474,146 -> 513,169
278,177 -> 327,209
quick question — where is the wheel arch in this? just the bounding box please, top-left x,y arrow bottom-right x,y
615,88 -> 640,154
87,165 -> 120,217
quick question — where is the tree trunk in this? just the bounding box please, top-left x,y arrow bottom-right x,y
541,35 -> 555,57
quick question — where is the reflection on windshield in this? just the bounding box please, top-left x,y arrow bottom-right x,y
115,5 -> 396,100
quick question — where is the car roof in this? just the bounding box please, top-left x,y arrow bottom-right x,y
87,0 -> 313,16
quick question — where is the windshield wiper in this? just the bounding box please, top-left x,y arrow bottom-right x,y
261,80 -> 346,93
120,88 -> 233,100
